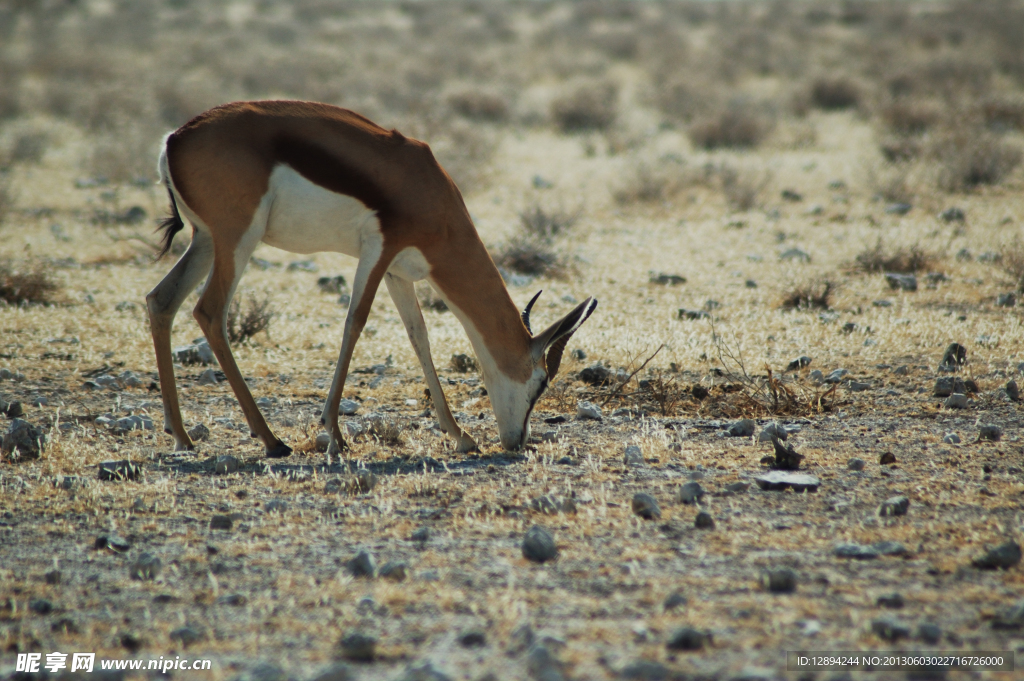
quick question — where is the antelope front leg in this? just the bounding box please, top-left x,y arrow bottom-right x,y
384,274 -> 477,452
321,239 -> 390,457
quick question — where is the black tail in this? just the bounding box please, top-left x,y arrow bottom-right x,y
155,186 -> 185,259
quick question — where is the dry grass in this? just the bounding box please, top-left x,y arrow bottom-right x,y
688,101 -> 773,150
778,280 -> 835,311
809,76 -> 861,111
933,127 -> 1023,192
550,79 -> 618,133
854,240 -> 936,274
226,294 -> 274,344
0,261 -> 60,306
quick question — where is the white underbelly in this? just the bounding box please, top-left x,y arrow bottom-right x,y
262,164 -> 378,258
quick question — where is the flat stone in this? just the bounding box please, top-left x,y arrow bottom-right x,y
885,273 -> 917,291
663,591 -> 687,611
877,593 -> 904,608
978,424 -> 1002,441
879,495 -> 910,517
338,399 -> 360,415
972,541 -> 1021,570
379,561 -> 407,582
847,458 -> 866,471
619,661 -> 672,681
943,393 -> 969,409
98,460 -> 141,481
824,368 -> 849,384
872,541 -> 908,556
833,542 -> 878,560
198,368 -> 219,386
757,422 -> 788,442
943,433 -> 961,444
754,471 -> 820,492
209,514 -> 233,531
726,418 -> 756,437
916,623 -> 942,643
871,617 -> 910,642
991,600 -> 1024,630
576,400 -> 602,420
395,662 -> 452,681
623,445 -> 645,466
458,630 -> 487,648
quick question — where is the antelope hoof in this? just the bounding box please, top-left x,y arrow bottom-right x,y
267,442 -> 293,458
455,432 -> 478,453
173,439 -> 195,452
326,437 -> 347,457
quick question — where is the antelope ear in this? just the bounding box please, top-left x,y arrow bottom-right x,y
531,297 -> 597,378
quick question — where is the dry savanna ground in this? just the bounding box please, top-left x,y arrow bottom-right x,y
3,1 -> 1024,679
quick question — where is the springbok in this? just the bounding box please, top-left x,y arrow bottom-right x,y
147,100 -> 596,457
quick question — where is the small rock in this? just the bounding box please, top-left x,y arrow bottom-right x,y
265,499 -> 287,513
317,275 -> 348,294
991,600 -> 1024,629
187,423 -> 210,442
351,469 -> 378,494
379,561 -> 407,582
872,299 -> 892,307
786,356 -> 812,371
198,368 -> 219,386
215,455 -> 240,475
665,626 -> 709,651
769,435 -> 802,471
649,273 -> 686,286
779,247 -> 811,262
694,511 -> 714,530
131,497 -> 147,513
96,534 -> 131,553
761,567 -> 797,593
210,514 -> 233,531
522,525 -> 558,563
781,189 -> 803,201
576,401 -> 602,420
217,593 -> 248,606
971,541 -> 1021,570
130,552 -> 162,580
29,598 -> 53,614
893,365 -> 909,375
346,550 -> 376,578
846,380 -> 871,392
173,339 -> 216,366
98,460 -> 141,481
2,419 -> 46,460
808,369 -> 824,384
753,471 -> 820,492
871,617 -> 910,642
916,622 -> 942,643
934,377 -> 967,397
526,644 -> 565,681
678,481 -> 705,505
868,540 -> 909,557
411,527 -> 431,543
338,632 -> 376,662
885,273 -> 917,291
876,593 -> 904,608
309,664 -> 356,681
997,292 -> 1017,307
44,569 -> 61,585
631,493 -> 661,520
824,368 -> 849,384
458,630 -> 487,648
833,543 -> 878,560
395,662 -> 452,681
847,458 -> 866,471
943,433 -> 961,444
623,445 -> 645,466
578,365 -> 612,386
663,591 -> 687,610
507,623 -> 535,656
939,207 -> 965,222
287,259 -> 318,272
528,495 -> 575,515
1006,380 -> 1020,401
315,432 -> 331,452
677,308 -> 710,320
885,202 -> 913,215
450,353 -> 477,373
170,625 -> 204,647
939,342 -> 967,371
978,424 -> 1002,442
619,660 -> 671,681
879,451 -> 897,465
726,418 -> 756,437
724,481 -> 749,494
757,422 -> 788,442
339,399 -> 360,415
943,393 -> 968,409
879,495 -> 910,517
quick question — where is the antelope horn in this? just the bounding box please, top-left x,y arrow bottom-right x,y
521,290 -> 543,335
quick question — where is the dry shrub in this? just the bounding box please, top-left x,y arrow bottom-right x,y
869,168 -> 914,203
613,164 -> 671,205
0,170 -> 13,227
879,137 -> 922,163
933,128 -> 1023,192
779,280 -> 835,311
720,165 -> 771,211
979,96 -> 1024,132
227,294 -> 274,344
10,133 -> 47,164
689,101 -> 772,150
551,80 -> 618,133
998,238 -> 1024,293
494,237 -> 565,279
879,99 -> 941,135
810,77 -> 860,110
448,89 -> 509,123
0,262 -> 60,305
519,204 -> 579,240
854,240 -> 935,274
